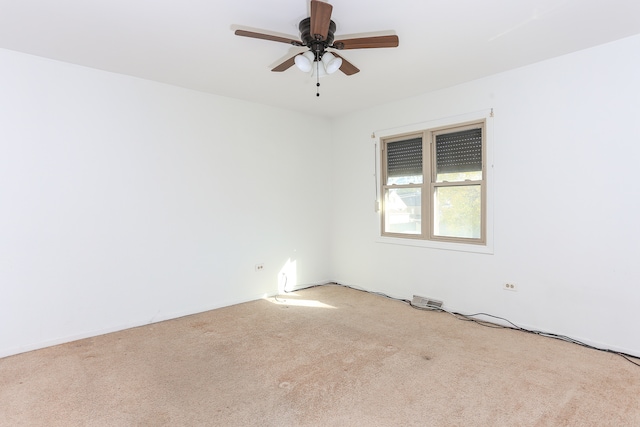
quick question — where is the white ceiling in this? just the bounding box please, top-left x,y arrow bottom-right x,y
1,0 -> 640,118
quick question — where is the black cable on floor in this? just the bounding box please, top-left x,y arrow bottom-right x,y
289,281 -> 640,368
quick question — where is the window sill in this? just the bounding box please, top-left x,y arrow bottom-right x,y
376,236 -> 494,254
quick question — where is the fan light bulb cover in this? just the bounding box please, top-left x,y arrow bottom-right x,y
311,61 -> 328,78
321,52 -> 342,74
294,51 -> 315,73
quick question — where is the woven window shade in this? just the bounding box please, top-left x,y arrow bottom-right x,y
436,128 -> 482,174
387,137 -> 422,177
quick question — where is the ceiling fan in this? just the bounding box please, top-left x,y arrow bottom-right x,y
234,0 -> 399,94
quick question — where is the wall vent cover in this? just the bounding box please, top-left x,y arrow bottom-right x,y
412,295 -> 443,309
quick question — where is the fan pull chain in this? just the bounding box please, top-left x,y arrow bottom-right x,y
316,61 -> 320,97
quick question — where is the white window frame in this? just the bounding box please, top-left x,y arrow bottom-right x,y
374,110 -> 494,254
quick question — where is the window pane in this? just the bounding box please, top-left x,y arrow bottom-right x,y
384,188 -> 421,234
434,185 -> 481,239
435,128 -> 482,182
387,137 -> 423,185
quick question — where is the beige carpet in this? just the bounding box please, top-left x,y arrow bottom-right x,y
1,284 -> 639,426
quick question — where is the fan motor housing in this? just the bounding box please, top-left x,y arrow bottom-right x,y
298,17 -> 336,56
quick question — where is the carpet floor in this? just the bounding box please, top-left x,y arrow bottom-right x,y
1,284 -> 639,426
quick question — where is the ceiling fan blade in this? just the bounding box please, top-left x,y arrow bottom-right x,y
310,0 -> 333,40
333,35 -> 399,50
332,53 -> 360,76
235,29 -> 301,46
271,55 -> 298,72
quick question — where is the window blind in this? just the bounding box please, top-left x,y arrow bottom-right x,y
387,137 -> 422,177
436,128 -> 482,174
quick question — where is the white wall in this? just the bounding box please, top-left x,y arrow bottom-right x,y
0,49 -> 332,357
3,34 -> 640,359
330,34 -> 640,356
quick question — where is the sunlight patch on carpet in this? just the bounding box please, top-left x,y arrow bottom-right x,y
264,296 -> 336,309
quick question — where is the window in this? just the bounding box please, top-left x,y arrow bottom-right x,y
381,121 -> 486,245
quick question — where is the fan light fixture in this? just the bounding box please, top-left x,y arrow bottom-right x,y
294,52 -> 342,76
322,52 -> 342,74
294,51 -> 315,72
312,61 -> 327,78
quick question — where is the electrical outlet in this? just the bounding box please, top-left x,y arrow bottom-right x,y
255,263 -> 264,272
503,283 -> 517,291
